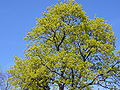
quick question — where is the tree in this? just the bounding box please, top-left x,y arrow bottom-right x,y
0,72 -> 4,88
0,71 -> 12,90
8,0 -> 120,90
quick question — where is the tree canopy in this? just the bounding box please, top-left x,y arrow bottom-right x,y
8,0 -> 120,90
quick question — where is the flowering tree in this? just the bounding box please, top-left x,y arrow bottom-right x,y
8,0 -> 120,90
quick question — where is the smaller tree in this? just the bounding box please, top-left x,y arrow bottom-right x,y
0,71 -> 12,90
0,72 -> 4,87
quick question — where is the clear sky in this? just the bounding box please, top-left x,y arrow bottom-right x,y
0,0 -> 120,87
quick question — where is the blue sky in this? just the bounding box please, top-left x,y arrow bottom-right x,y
0,0 -> 120,79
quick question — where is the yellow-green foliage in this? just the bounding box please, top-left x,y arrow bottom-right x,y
8,0 -> 120,90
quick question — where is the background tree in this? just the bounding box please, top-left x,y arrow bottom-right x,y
8,0 -> 120,90
0,72 -> 4,88
0,71 -> 12,90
